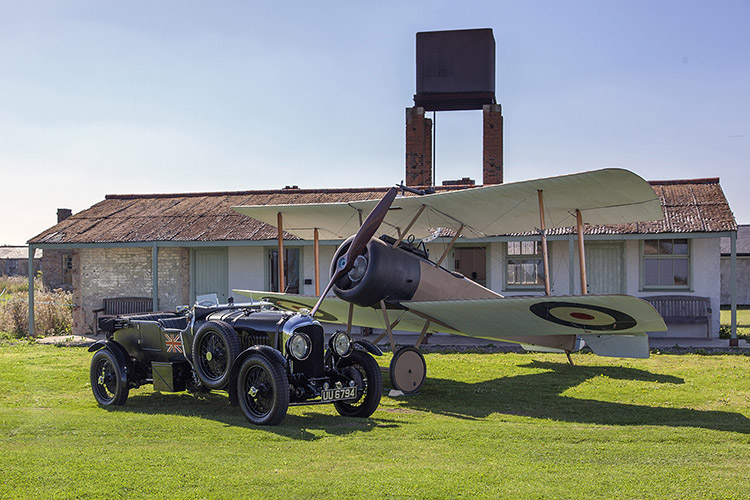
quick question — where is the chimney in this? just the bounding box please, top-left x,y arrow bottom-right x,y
482,104 -> 503,185
57,208 -> 72,223
405,107 -> 433,186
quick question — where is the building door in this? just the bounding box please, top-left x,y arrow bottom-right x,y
454,247 -> 487,286
269,248 -> 300,294
191,248 -> 228,304
585,243 -> 625,294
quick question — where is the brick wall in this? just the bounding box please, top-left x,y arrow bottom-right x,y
72,246 -> 190,334
41,250 -> 72,291
482,104 -> 503,185
405,106 -> 433,186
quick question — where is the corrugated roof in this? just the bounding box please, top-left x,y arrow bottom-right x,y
28,179 -> 737,245
721,225 -> 750,255
0,246 -> 42,259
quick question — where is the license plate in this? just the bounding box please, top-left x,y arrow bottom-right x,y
321,386 -> 357,402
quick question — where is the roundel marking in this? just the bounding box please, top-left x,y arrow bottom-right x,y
570,312 -> 595,321
548,306 -> 617,327
529,301 -> 637,331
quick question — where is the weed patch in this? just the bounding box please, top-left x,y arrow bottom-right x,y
0,275 -> 72,337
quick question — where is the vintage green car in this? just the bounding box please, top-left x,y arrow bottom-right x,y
89,301 -> 383,425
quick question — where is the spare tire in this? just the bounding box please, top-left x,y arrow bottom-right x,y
191,320 -> 241,390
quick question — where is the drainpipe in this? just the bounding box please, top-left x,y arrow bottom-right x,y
730,231 -> 738,346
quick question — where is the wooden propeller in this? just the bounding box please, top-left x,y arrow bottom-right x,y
309,187 -> 398,317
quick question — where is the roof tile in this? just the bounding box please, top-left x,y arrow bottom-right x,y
28,180 -> 737,245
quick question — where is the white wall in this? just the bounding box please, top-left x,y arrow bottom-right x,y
629,237 -> 721,338
225,236 -> 724,338
227,246 -> 265,297
301,244 -> 337,296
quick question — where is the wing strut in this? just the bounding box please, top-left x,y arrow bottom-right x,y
378,300 -> 396,347
436,224 -> 464,267
576,209 -> 588,295
346,302 -> 354,334
415,320 -> 431,348
537,190 -> 551,295
393,205 -> 427,247
314,228 -> 321,295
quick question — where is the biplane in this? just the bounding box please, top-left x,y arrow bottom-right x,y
232,168 -> 668,394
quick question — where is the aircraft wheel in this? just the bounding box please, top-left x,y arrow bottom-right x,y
389,346 -> 426,394
192,320 -> 241,390
90,349 -> 129,406
236,354 -> 289,426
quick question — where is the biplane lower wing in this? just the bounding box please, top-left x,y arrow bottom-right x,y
234,290 -> 462,335
235,290 -> 666,358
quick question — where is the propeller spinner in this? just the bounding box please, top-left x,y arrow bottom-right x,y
309,187 -> 398,317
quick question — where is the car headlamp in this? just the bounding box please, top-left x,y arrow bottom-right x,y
330,330 -> 353,357
287,332 -> 312,361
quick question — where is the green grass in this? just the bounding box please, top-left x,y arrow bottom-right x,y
721,306 -> 750,334
1,344 -> 749,499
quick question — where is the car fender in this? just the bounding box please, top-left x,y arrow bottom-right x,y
353,339 -> 383,356
88,339 -> 131,386
227,345 -> 288,406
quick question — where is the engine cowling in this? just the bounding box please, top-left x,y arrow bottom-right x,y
331,236 -> 421,307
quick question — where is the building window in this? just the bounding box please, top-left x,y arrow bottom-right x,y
62,254 -> 73,285
506,240 -> 546,288
642,238 -> 689,288
269,248 -> 300,294
7,260 -> 18,275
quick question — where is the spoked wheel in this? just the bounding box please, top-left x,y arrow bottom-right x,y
334,349 -> 382,418
237,354 -> 289,426
90,349 -> 129,406
192,321 -> 241,390
389,346 -> 426,394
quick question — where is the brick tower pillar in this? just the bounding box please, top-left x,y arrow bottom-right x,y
405,106 -> 433,186
483,103 -> 503,185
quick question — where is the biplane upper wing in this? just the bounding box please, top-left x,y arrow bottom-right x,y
235,290 -> 667,358
232,168 -> 663,239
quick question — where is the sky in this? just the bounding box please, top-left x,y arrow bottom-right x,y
1,0 -> 748,245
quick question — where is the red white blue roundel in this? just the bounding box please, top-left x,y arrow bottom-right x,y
529,301 -> 637,331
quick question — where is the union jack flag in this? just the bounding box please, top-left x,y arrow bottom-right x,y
164,333 -> 183,353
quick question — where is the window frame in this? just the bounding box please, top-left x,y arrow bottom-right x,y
61,253 -> 73,285
640,238 -> 691,291
504,240 -> 548,291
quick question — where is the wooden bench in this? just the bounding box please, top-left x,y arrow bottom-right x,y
642,295 -> 712,337
94,297 -> 153,333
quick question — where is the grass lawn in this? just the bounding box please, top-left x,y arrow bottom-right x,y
1,343 -> 749,499
721,306 -> 750,336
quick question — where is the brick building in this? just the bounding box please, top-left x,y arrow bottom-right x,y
0,246 -> 41,278
28,177 -> 737,339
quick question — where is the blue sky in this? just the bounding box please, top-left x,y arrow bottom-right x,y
1,0 -> 748,245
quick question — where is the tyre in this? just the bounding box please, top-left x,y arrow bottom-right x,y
192,320 -> 241,390
236,354 -> 290,425
389,345 -> 426,394
90,349 -> 129,406
334,349 -> 383,418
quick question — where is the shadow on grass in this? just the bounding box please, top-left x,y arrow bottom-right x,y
400,361 -> 750,433
101,391 -> 401,440
97,361 -> 748,436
